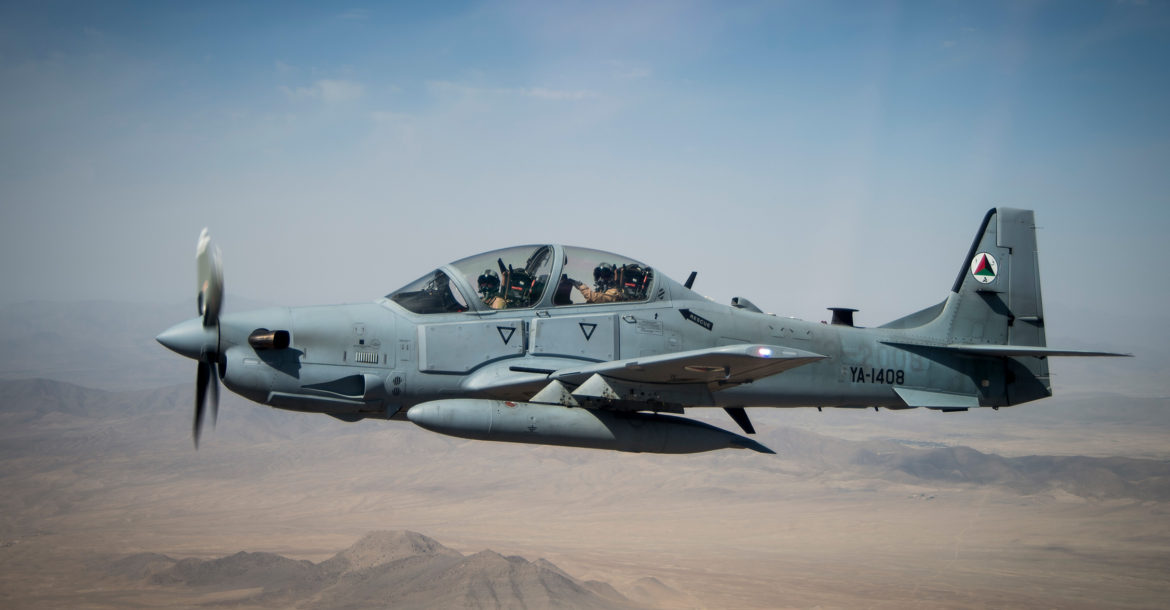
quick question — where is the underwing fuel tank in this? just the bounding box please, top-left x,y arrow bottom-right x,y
407,399 -> 775,454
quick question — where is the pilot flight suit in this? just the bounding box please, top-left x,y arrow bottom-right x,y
575,282 -> 621,304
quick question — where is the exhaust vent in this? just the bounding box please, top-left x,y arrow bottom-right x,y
248,329 -> 290,350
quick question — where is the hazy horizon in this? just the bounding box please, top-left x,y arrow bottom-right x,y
2,3 -> 1168,608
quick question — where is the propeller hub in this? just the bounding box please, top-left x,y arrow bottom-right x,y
156,317 -> 217,360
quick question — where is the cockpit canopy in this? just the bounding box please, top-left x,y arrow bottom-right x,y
386,245 -> 656,314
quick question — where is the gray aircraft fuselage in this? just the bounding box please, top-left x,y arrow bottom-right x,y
157,209 -> 1126,453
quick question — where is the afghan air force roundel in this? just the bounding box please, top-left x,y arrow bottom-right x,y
970,252 -> 998,284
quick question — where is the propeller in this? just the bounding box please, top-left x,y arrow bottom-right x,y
193,228 -> 223,448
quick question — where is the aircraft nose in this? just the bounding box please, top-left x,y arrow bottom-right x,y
156,317 -> 214,360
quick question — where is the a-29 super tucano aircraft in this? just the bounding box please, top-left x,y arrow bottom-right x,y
157,208 -> 1128,454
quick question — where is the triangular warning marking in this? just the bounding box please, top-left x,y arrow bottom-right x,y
579,323 -> 597,341
497,326 -> 516,345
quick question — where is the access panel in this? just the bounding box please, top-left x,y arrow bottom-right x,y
529,314 -> 618,362
418,320 -> 526,373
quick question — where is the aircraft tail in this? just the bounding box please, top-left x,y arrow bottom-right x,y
884,208 -> 1052,405
949,208 -> 1052,404
949,208 -> 1046,347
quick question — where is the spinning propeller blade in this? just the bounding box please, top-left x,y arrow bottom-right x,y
193,228 -> 223,449
197,228 -> 223,324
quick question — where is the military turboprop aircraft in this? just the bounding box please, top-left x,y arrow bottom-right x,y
157,208 -> 1128,454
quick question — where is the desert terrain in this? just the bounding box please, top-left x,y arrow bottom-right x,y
1,300 -> 1168,608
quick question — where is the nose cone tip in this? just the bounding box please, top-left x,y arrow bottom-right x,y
157,317 -> 211,360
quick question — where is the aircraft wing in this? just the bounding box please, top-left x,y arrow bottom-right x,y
549,344 -> 825,387
460,344 -> 825,408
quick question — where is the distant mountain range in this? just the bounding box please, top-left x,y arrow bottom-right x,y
110,530 -> 647,609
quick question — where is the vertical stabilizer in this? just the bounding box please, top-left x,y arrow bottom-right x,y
945,208 -> 1051,403
948,208 -> 1046,348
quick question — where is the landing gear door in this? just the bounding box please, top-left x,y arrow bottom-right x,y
529,314 -> 618,361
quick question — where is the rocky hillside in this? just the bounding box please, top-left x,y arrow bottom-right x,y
110,530 -> 645,609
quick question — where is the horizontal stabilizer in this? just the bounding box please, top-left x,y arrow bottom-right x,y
945,344 -> 1132,358
883,341 -> 1131,358
893,387 -> 980,409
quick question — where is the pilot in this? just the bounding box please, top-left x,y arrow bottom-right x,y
477,270 -> 506,309
573,263 -> 622,303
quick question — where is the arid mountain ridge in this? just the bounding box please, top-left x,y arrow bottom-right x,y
110,530 -> 644,609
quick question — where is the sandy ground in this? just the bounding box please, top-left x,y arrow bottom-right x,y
2,400 -> 1168,609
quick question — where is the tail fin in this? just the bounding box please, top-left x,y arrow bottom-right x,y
949,208 -> 1052,404
881,209 -> 1052,405
883,208 -> 1047,344
948,208 -> 1046,348
883,208 -> 1128,407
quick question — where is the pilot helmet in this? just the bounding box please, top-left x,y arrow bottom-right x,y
619,264 -> 649,298
593,263 -> 616,290
477,269 -> 500,297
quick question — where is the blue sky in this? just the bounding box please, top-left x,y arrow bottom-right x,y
1,1 -> 1167,388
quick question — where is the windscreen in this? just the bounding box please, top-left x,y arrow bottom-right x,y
386,269 -> 470,314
